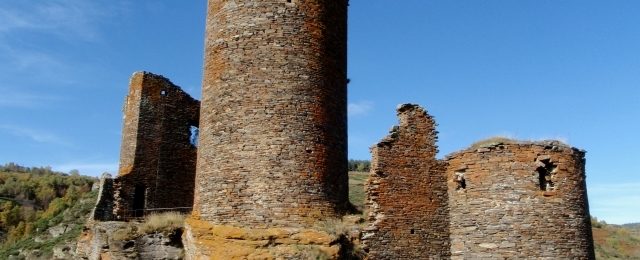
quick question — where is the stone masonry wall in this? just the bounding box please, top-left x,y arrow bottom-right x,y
113,71 -> 200,219
92,173 -> 114,221
194,0 -> 349,228
362,104 -> 450,259
445,141 -> 594,259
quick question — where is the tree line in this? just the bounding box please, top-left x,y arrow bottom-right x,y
348,159 -> 371,172
0,163 -> 96,244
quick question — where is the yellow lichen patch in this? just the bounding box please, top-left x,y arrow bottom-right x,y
118,164 -> 133,176
290,230 -> 335,245
183,218 -> 341,259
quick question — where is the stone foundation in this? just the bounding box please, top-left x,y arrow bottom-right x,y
182,218 -> 345,260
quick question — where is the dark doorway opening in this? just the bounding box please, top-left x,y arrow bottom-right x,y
133,185 -> 146,217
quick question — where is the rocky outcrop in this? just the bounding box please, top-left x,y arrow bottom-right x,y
76,221 -> 184,260
183,218 -> 351,259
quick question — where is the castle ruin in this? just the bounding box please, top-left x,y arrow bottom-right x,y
363,104 -> 450,258
363,104 -> 594,259
94,72 -> 199,220
92,1 -> 595,259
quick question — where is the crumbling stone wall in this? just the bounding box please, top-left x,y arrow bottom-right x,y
364,104 -> 595,259
113,71 -> 200,219
194,0 -> 349,228
446,141 -> 595,259
362,104 -> 450,259
92,173 -> 114,221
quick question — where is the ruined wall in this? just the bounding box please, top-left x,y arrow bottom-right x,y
446,141 -> 594,259
362,104 -> 450,259
113,71 -> 200,219
92,173 -> 114,221
194,0 -> 349,228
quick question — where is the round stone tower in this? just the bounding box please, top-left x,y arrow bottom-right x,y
194,0 -> 349,228
445,141 -> 595,259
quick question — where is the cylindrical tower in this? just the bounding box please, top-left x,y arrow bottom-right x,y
446,141 -> 594,259
194,0 -> 349,228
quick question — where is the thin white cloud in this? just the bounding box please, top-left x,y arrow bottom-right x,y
0,124 -> 71,146
0,43 -> 67,72
53,162 -> 118,176
589,182 -> 640,192
0,88 -> 61,108
0,1 -> 129,85
0,1 -> 119,42
588,182 -> 640,224
348,101 -> 374,117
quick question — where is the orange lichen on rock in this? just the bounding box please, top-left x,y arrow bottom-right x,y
183,218 -> 341,260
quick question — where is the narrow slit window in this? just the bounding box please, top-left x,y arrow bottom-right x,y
189,125 -> 199,147
455,170 -> 466,190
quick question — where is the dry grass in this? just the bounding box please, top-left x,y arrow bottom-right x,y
138,212 -> 185,235
315,218 -> 351,237
469,136 -> 516,148
592,217 -> 640,259
293,246 -> 330,260
348,171 -> 368,211
111,226 -> 136,241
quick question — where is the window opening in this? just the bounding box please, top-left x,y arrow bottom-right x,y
160,90 -> 167,96
455,170 -> 466,190
536,159 -> 557,191
189,125 -> 199,147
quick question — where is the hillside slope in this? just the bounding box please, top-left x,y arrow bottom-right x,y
0,163 -> 97,259
593,218 -> 640,259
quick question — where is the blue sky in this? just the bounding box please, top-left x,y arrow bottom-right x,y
0,1 -> 638,224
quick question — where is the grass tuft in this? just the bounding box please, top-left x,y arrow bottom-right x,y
315,218 -> 350,237
138,212 -> 185,235
469,136 -> 516,148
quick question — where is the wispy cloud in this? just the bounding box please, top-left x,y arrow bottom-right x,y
53,162 -> 118,176
0,124 -> 71,146
0,1 -> 117,42
0,1 -> 128,86
348,101 -> 374,117
588,182 -> 640,224
0,43 -> 71,79
0,88 -> 61,108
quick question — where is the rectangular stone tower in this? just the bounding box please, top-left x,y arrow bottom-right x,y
113,71 -> 200,219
